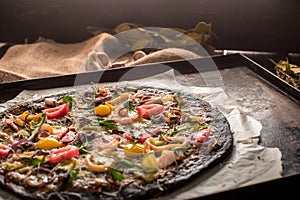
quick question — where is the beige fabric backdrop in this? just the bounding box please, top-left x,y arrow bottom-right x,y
0,34 -> 200,83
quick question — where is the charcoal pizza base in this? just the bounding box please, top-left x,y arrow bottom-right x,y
0,87 -> 233,200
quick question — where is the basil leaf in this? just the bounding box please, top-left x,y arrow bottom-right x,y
97,118 -> 118,130
67,168 -> 79,185
59,168 -> 79,191
110,168 -> 124,181
63,96 -> 73,110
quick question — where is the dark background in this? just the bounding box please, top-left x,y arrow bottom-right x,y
0,0 -> 299,53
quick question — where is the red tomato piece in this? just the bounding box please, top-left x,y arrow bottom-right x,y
123,133 -> 151,144
42,104 -> 69,119
138,134 -> 151,144
195,128 -> 211,143
137,104 -> 164,119
0,144 -> 10,159
124,133 -> 134,142
49,145 -> 79,165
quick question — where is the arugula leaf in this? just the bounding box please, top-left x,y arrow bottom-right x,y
78,144 -> 91,154
59,168 -> 79,191
22,157 -> 44,166
63,96 -> 73,110
28,113 -> 46,140
124,101 -> 135,111
67,168 -> 79,185
97,118 -> 118,130
110,168 -> 124,181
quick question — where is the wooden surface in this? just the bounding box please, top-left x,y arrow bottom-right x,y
0,0 -> 299,53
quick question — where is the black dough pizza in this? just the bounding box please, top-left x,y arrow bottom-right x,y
0,85 -> 233,200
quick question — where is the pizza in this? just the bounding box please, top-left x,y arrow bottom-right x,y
0,85 -> 233,200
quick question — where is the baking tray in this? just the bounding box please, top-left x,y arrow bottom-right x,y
0,53 -> 299,199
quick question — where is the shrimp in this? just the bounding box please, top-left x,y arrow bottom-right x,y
98,135 -> 120,154
156,150 -> 176,169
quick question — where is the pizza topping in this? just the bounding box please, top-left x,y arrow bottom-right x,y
141,151 -> 159,171
94,95 -> 113,105
156,150 -> 176,169
110,93 -> 130,105
25,167 -> 56,188
94,105 -> 111,116
12,117 -> 25,127
5,118 -> 19,132
124,143 -> 147,157
18,110 -> 31,121
0,86 -> 228,199
42,103 -> 69,119
49,145 -> 79,165
84,154 -> 109,172
110,168 -> 125,181
124,132 -> 151,144
51,126 -> 68,140
146,136 -> 187,151
28,113 -> 47,141
97,87 -> 111,97
39,123 -> 54,134
61,131 -> 77,143
0,144 -> 10,158
97,118 -> 118,130
36,138 -> 62,150
44,97 -> 57,107
137,104 -> 164,119
62,95 -> 73,109
11,138 -> 35,151
190,128 -> 211,146
97,135 -> 120,154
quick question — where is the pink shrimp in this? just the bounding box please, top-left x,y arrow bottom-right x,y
156,150 -> 176,169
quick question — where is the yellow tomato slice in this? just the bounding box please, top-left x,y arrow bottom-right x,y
124,143 -> 146,157
36,138 -> 62,150
94,105 -> 111,116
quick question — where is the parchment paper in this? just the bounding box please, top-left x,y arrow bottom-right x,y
0,70 -> 282,200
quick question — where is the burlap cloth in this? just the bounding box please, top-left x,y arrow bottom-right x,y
0,33 -> 200,83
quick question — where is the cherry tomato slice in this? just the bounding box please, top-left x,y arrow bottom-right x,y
194,128 -> 210,143
123,133 -> 151,144
0,144 -> 10,159
49,145 -> 79,165
42,104 -> 69,119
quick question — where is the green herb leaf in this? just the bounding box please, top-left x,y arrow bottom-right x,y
110,168 -> 124,181
97,118 -> 118,130
28,113 -> 46,140
79,145 -> 91,154
63,96 -> 73,110
60,168 -> 79,191
124,101 -> 135,111
68,168 -> 79,185
22,157 -> 44,166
